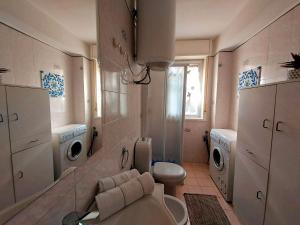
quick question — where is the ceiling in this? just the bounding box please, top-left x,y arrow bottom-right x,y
27,0 -> 249,44
27,0 -> 97,44
176,0 -> 249,39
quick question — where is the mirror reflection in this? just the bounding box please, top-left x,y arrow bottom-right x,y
0,0 -> 100,214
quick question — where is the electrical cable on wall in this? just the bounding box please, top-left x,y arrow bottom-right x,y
124,0 -> 133,17
121,0 -> 152,85
118,50 -> 151,85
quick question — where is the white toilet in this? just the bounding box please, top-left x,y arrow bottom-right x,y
134,137 -> 186,195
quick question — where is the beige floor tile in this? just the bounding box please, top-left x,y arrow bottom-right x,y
185,177 -> 198,186
178,162 -> 243,225
196,177 -> 215,187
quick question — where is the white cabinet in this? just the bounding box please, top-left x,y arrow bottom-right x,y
233,152 -> 268,225
0,86 -> 15,211
264,82 -> 300,225
12,142 -> 54,202
6,86 -> 51,153
0,85 -> 54,207
234,81 -> 300,225
236,86 -> 276,169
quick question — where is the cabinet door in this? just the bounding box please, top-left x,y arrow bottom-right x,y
6,86 -> 51,153
264,82 -> 300,225
233,152 -> 269,225
0,86 -> 15,211
12,142 -> 54,202
237,86 -> 276,169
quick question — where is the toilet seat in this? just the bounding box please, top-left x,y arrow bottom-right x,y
152,162 -> 186,184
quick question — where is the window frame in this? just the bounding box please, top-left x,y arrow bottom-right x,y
92,60 -> 102,119
171,59 -> 208,121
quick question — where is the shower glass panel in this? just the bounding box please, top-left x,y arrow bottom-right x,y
164,67 -> 185,163
143,68 -> 185,164
144,71 -> 166,161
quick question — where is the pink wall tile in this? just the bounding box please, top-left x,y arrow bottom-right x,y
103,91 -> 120,123
229,5 -> 300,130
183,120 -> 210,163
0,24 -> 75,129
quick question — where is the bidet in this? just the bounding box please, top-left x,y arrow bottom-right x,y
164,195 -> 188,225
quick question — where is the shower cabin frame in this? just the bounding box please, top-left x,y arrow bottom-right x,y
141,60 -> 204,165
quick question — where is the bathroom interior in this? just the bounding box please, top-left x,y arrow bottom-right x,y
0,0 -> 299,225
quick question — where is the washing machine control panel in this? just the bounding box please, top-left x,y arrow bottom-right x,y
56,125 -> 87,144
59,132 -> 74,143
74,126 -> 87,137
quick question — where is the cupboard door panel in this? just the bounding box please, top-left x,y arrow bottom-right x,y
233,152 -> 268,225
0,86 -> 15,210
12,142 -> 54,202
237,85 -> 276,169
264,82 -> 300,225
6,86 -> 51,153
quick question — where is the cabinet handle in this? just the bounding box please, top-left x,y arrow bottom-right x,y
0,68 -> 10,73
262,119 -> 269,129
10,113 -> 19,121
17,171 -> 24,179
29,139 -> 40,144
0,114 -> 3,123
246,149 -> 254,155
256,191 -> 263,200
276,121 -> 283,132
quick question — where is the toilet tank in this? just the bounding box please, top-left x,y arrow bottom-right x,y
134,138 -> 152,173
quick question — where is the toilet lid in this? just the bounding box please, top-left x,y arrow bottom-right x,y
153,162 -> 186,183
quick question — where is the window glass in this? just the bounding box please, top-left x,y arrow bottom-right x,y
94,61 -> 102,118
185,63 -> 205,119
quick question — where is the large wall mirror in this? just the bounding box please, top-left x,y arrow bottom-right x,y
0,0 -> 102,218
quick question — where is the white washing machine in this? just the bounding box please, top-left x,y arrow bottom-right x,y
209,129 -> 237,202
52,124 -> 88,180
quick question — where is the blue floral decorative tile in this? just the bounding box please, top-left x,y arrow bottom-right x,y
238,67 -> 261,90
41,71 -> 65,97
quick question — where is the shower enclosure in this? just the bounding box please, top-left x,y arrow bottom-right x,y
142,67 -> 187,164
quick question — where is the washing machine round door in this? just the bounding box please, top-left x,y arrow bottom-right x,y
212,147 -> 224,170
67,140 -> 83,161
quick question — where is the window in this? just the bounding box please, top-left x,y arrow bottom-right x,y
185,62 -> 205,119
169,60 -> 206,120
93,60 -> 102,118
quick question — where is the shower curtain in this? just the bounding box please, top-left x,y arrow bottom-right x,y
142,67 -> 186,164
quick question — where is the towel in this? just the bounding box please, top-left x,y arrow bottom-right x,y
95,187 -> 125,221
95,172 -> 155,221
98,169 -> 141,193
126,169 -> 140,179
98,177 -> 115,193
120,178 -> 144,205
137,172 -> 155,195
112,172 -> 130,186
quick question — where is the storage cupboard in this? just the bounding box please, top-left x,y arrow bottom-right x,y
233,81 -> 300,225
0,85 -> 54,211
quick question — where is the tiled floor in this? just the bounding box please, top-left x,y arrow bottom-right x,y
176,162 -> 242,225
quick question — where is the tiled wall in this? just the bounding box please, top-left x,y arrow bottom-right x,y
3,0 -> 141,224
71,0 -> 141,212
229,5 -> 300,130
0,23 -> 75,129
211,52 -> 233,129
